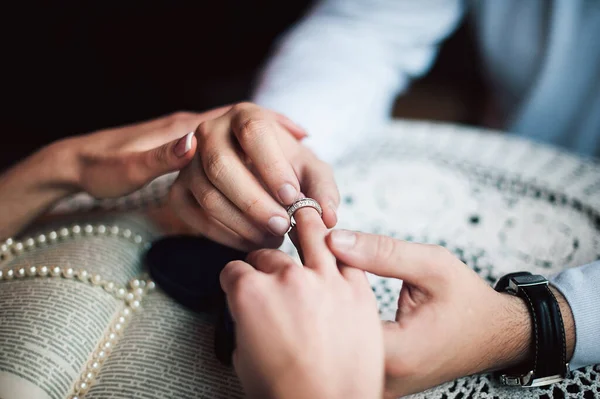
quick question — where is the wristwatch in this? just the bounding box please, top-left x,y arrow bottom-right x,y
493,272 -> 570,387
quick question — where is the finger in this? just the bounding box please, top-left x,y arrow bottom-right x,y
246,249 -> 298,274
229,103 -> 301,205
298,158 -> 340,228
196,119 -> 291,237
339,264 -> 369,287
124,132 -> 196,187
288,228 -> 305,265
220,260 -> 258,295
273,112 -> 307,140
326,230 -> 447,287
292,206 -> 336,274
169,181 -> 282,251
185,155 -> 285,245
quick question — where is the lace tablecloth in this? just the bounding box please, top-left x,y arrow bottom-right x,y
51,120 -> 600,398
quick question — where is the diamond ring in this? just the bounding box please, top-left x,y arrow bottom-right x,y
286,198 -> 323,228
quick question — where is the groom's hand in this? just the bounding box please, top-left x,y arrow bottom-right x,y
326,230 -> 576,398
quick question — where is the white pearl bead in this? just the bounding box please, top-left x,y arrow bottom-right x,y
95,350 -> 107,361
117,316 -> 126,324
110,226 -> 119,235
38,266 -> 49,276
0,270 -> 3,279
37,234 -> 46,244
25,238 -> 35,248
115,288 -> 126,299
130,279 -> 141,289
27,266 -> 37,276
125,292 -> 135,302
113,323 -> 123,333
89,361 -> 101,371
103,281 -> 115,292
48,231 -> 58,241
5,238 -> 13,246
122,229 -> 132,239
134,287 -> 144,297
133,234 -> 143,244
51,266 -> 62,277
97,225 -> 106,235
138,280 -> 147,288
68,395 -> 80,399
121,308 -> 131,318
75,381 -> 89,394
62,268 -> 75,278
16,268 -> 26,278
83,371 -> 96,383
91,274 -> 102,285
77,270 -> 89,282
103,341 -> 112,351
84,224 -> 94,235
107,332 -> 118,342
130,300 -> 141,310
59,227 -> 70,238
14,242 -> 24,252
0,244 -> 8,252
5,269 -> 14,279
146,281 -> 156,290
72,225 -> 81,234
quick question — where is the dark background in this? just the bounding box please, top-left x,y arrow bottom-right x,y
1,2 -> 487,172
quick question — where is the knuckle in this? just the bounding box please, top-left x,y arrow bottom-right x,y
242,196 -> 262,214
231,273 -> 263,303
279,263 -> 302,285
237,116 -> 270,143
195,121 -> 211,143
151,144 -> 170,167
231,102 -> 253,113
166,112 -> 192,131
196,188 -> 222,214
203,152 -> 230,182
374,235 -> 397,263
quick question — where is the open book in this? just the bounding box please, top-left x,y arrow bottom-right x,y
0,211 -> 245,399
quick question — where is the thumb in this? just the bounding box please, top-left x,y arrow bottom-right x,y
127,131 -> 196,184
325,230 -> 446,287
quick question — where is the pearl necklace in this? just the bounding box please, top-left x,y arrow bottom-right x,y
0,223 -> 155,399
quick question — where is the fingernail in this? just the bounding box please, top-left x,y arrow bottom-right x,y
330,230 -> 356,249
267,216 -> 290,236
278,184 -> 297,204
174,132 -> 194,157
329,201 -> 338,223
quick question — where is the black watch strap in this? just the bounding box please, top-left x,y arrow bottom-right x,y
494,272 -> 569,387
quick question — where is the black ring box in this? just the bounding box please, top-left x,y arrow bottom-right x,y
144,235 -> 248,366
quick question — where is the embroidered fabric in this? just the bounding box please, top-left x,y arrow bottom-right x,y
49,120 -> 600,398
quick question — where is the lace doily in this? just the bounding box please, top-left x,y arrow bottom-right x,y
49,120 -> 600,398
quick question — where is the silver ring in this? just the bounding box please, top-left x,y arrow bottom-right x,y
286,198 -> 323,228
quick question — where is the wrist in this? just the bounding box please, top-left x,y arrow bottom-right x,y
486,285 -> 575,374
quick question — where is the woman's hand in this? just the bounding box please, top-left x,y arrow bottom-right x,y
220,208 -> 383,399
169,102 -> 340,251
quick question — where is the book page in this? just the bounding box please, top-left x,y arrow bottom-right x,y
87,290 -> 244,399
0,214 -> 156,399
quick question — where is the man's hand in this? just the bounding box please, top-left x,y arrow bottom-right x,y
169,102 -> 340,251
220,208 -> 383,399
326,230 -> 575,398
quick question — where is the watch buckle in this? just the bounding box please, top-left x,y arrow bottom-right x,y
500,371 -> 534,386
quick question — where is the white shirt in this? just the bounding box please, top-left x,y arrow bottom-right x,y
252,0 -> 600,163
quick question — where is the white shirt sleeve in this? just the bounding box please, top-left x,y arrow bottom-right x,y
252,0 -> 465,163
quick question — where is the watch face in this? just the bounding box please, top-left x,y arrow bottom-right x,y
511,274 -> 548,286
